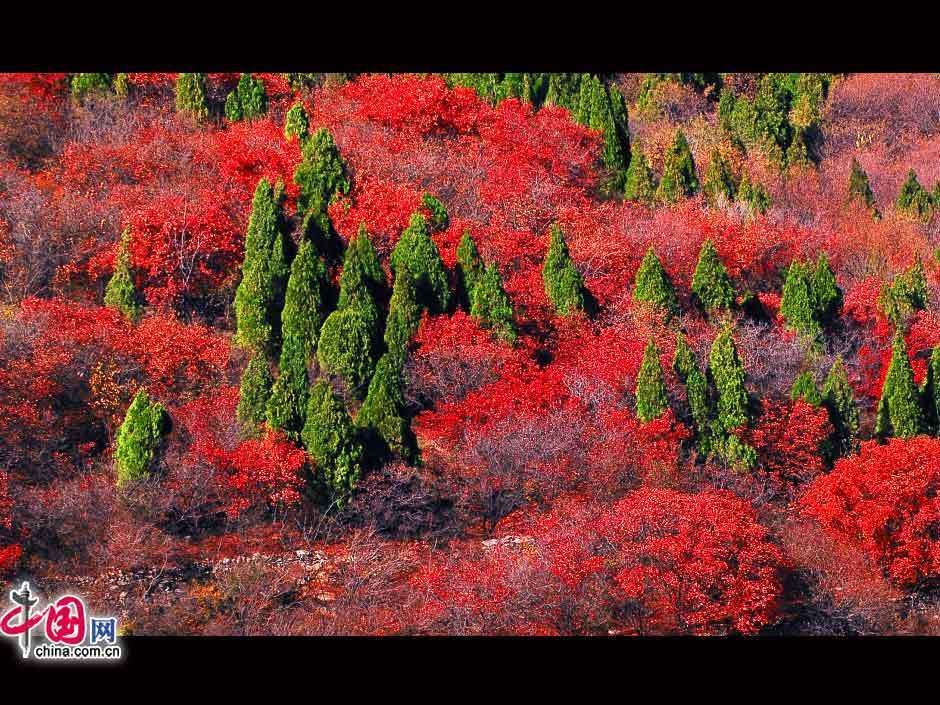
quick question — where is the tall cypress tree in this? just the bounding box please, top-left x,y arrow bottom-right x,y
294,127 -> 349,232
544,73 -> 582,112
284,101 -> 310,143
636,339 -> 669,422
234,179 -> 289,356
471,263 -> 517,344
317,307 -> 377,400
691,239 -> 735,314
780,260 -> 821,338
338,224 -> 386,311
357,353 -> 417,463
390,212 -> 450,313
543,224 -> 587,316
623,147 -> 656,204
302,380 -> 364,504
812,253 -> 842,323
238,73 -> 267,120
421,192 -> 449,231
104,227 -> 142,322
115,389 -> 169,487
456,230 -> 485,309
875,332 -> 925,440
822,356 -> 859,456
175,73 -> 209,121
791,371 -> 822,406
709,325 -> 750,432
70,73 -> 112,103
702,148 -> 736,207
737,172 -> 772,215
633,247 -> 679,318
879,259 -> 929,327
896,169 -> 933,220
384,268 -> 422,362
921,346 -> 940,435
266,238 -> 328,435
657,129 -> 698,204
848,157 -> 878,216
238,351 -> 274,429
673,332 -> 712,452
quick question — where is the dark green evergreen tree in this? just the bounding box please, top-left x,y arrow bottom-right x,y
737,172 -> 772,215
302,380 -> 364,504
623,147 -> 656,204
921,346 -> 940,435
657,129 -> 698,204
456,231 -> 485,308
284,101 -> 310,143
896,169 -> 933,221
780,260 -> 821,338
822,356 -> 860,456
702,148 -> 736,207
294,127 -> 349,233
709,325 -> 750,432
636,339 -> 669,422
673,333 -> 712,453
316,307 -> 377,399
471,263 -> 517,344
790,371 -> 822,406
422,192 -> 449,231
234,179 -> 289,355
632,247 -> 679,318
384,269 -> 422,362
812,253 -> 842,323
542,224 -> 587,316
875,332 -> 925,440
70,73 -> 112,103
238,351 -> 274,429
848,157 -> 878,216
691,239 -> 735,314
390,212 -> 450,313
104,227 -> 142,322
175,73 -> 209,121
115,389 -> 169,487
356,353 -> 417,463
879,259 -> 929,328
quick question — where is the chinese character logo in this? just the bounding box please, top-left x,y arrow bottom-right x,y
90,617 -> 116,645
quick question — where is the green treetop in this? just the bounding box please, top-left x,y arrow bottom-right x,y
115,389 -> 169,487
822,356 -> 859,456
543,224 -> 587,316
623,146 -> 656,205
657,129 -> 698,204
780,260 -> 821,338
356,352 -> 418,463
390,212 -> 451,313
470,262 -> 517,344
790,371 -> 822,406
702,148 -> 736,207
294,127 -> 350,231
632,247 -> 679,318
421,192 -> 449,231
284,101 -> 310,143
875,332 -> 925,440
709,325 -> 750,432
636,339 -> 669,422
238,350 -> 274,430
302,380 -> 364,505
175,73 -> 209,121
896,169 -> 933,221
456,230 -> 485,308
848,158 -> 878,216
384,269 -> 423,362
104,227 -> 143,322
691,239 -> 735,314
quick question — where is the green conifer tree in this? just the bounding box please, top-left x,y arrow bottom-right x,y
294,127 -> 350,231
737,172 -> 772,215
542,224 -> 587,316
456,231 -> 485,308
175,73 -> 209,121
422,192 -> 449,231
338,224 -> 386,311
623,147 -> 657,204
822,356 -> 860,456
115,389 -> 169,487
673,333 -> 713,452
266,238 -> 328,435
879,259 -> 929,327
702,148 -> 737,207
390,212 -> 450,313
104,228 -> 142,322
470,263 -> 517,344
317,306 -> 377,399
238,351 -> 274,429
636,339 -> 669,422
657,129 -> 699,204
544,73 -> 582,112
113,73 -> 130,98
357,353 -> 417,463
71,73 -> 112,103
632,247 -> 679,318
812,253 -> 842,323
780,260 -> 821,338
302,380 -> 364,504
920,346 -> 940,435
790,371 -> 822,406
224,89 -> 243,122
709,325 -> 750,432
875,332 -> 925,440
691,239 -> 735,314
234,179 -> 289,355
237,73 -> 267,120
896,169 -> 933,221
284,101 -> 310,143
848,157 -> 879,216
384,269 -> 422,362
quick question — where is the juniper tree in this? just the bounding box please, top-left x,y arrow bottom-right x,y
702,148 -> 736,207
70,73 -> 112,103
238,351 -> 274,429
737,172 -> 772,215
456,231 -> 485,308
338,225 -> 386,311
175,73 -> 209,121
471,263 -> 517,344
673,333 -> 712,452
284,101 -> 310,143
691,239 -> 735,314
294,127 -> 349,231
237,73 -> 267,120
921,346 -> 940,435
879,259 -> 929,327
780,260 -> 821,338
632,247 -> 679,318
266,238 -> 328,435
384,269 -> 422,362
544,73 -> 582,112
896,169 -> 933,221
875,332 -> 925,440
657,129 -> 698,204
709,325 -> 750,433
717,88 -> 736,133
224,90 -> 243,122
422,192 -> 449,231
356,352 -> 417,463
623,147 -> 656,204
115,389 -> 169,487
790,371 -> 822,406
234,179 -> 289,355
848,157 -> 878,216
822,356 -> 860,456
812,253 -> 842,322
302,380 -> 365,504
316,307 -> 377,399
113,73 -> 129,98
636,339 -> 669,422
390,212 -> 450,313
543,224 -> 586,316
104,228 -> 142,322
